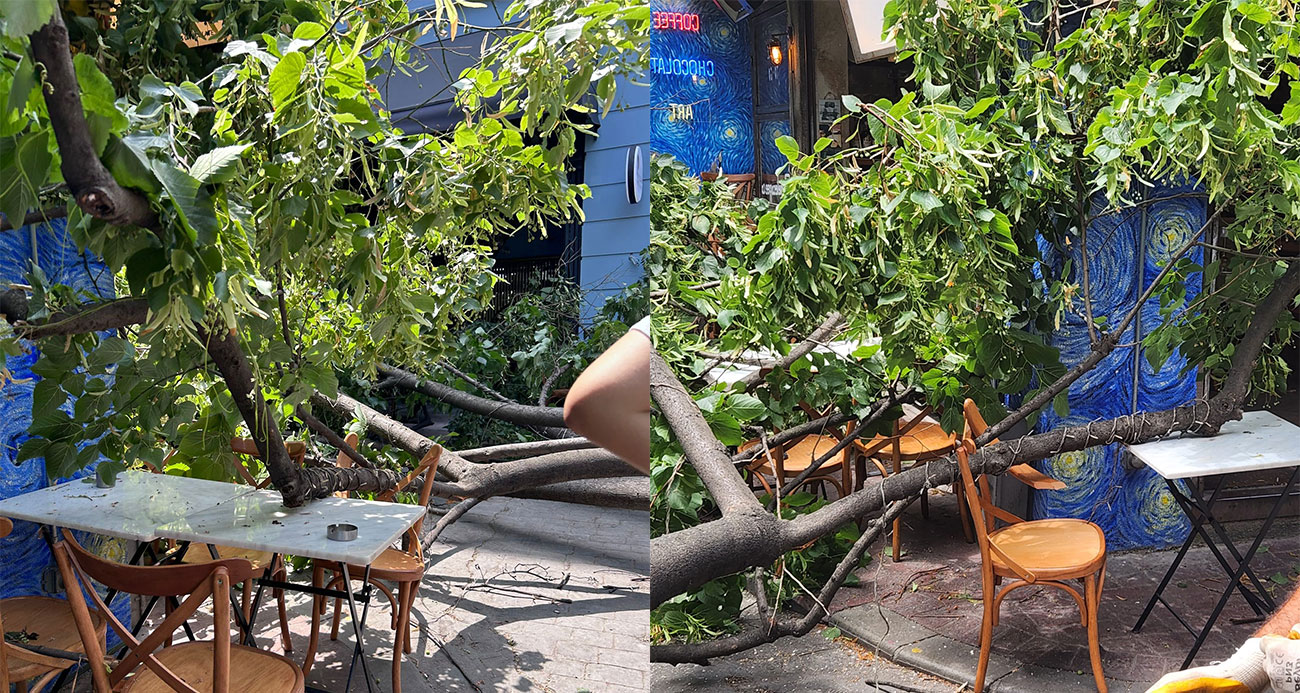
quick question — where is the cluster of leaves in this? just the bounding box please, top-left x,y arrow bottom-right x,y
0,0 -> 648,481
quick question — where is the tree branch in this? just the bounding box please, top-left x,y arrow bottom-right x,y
295,404 -> 374,469
458,437 -> 595,462
734,312 -> 845,391
3,296 -> 147,339
651,353 -> 763,516
377,363 -> 567,429
28,13 -> 157,229
0,206 -> 68,232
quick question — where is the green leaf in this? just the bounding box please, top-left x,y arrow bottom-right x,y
727,394 -> 766,422
775,135 -> 800,163
0,0 -> 56,39
151,160 -> 217,242
73,54 -> 126,134
5,53 -> 34,119
189,144 -> 251,183
269,51 -> 307,110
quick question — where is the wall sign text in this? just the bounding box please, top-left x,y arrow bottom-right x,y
653,11 -> 701,32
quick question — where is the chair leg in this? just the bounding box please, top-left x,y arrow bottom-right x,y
242,578 -> 253,623
956,483 -> 975,543
330,591 -> 343,642
1086,569 -> 1108,693
891,458 -> 904,561
975,582 -> 995,693
303,565 -> 325,676
276,565 -> 292,652
393,582 -> 409,693
401,579 -> 417,654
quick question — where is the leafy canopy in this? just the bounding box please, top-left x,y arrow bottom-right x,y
0,0 -> 648,480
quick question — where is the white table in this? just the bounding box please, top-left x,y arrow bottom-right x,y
0,470 -> 426,692
0,470 -> 250,542
703,338 -> 879,386
1127,411 -> 1300,668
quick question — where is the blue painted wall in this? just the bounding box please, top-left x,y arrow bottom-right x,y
0,218 -> 132,637
650,0 -> 754,176
1033,186 -> 1203,549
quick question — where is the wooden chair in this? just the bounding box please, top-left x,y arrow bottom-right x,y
956,399 -> 1107,693
50,530 -> 305,693
855,407 -> 957,561
303,443 -> 443,693
0,517 -> 108,693
699,171 -> 756,200
739,427 -> 855,500
151,440 -> 299,652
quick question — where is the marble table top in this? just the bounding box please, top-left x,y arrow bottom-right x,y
156,488 -> 427,565
704,338 -> 881,386
1127,410 -> 1300,480
0,470 -> 251,542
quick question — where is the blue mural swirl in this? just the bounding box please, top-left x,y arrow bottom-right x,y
651,0 -> 754,175
1032,186 -> 1203,549
0,218 -> 132,639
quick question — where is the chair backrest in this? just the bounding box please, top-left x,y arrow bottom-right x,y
229,438 -> 307,488
51,531 -> 257,693
376,445 -> 444,551
333,433 -> 361,499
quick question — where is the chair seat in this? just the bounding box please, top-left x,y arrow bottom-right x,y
743,435 -> 847,474
122,641 -> 304,693
2,595 -> 106,680
989,518 -> 1106,580
863,421 -> 955,459
179,544 -> 274,571
318,547 -> 424,580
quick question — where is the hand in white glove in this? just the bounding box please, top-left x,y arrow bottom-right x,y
1261,625 -> 1300,693
1145,637 -> 1268,693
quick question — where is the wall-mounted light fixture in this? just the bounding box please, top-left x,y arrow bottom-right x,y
767,35 -> 784,66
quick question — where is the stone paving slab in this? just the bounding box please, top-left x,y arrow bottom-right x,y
827,489 -> 1300,692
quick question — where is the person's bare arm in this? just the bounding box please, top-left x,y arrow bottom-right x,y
564,329 -> 650,474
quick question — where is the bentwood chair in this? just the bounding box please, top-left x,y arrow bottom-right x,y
739,425 -> 856,500
52,530 -> 305,693
855,407 -> 957,561
303,444 -> 443,693
0,517 -> 107,693
957,399 -> 1107,693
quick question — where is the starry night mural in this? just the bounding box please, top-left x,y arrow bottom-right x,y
650,0 -> 754,176
1033,185 -> 1204,549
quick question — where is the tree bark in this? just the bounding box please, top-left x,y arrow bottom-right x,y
0,206 -> 68,233
3,296 -> 147,338
200,324 -> 311,505
28,13 -> 158,229
377,364 -> 567,429
509,477 -> 648,510
459,437 -> 595,462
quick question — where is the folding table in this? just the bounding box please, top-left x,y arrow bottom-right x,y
0,470 -> 427,692
1127,410 -> 1300,668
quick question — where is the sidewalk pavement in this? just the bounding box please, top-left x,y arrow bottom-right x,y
825,490 -> 1300,692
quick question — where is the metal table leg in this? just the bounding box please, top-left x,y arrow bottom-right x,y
1177,483 -> 1275,612
1180,465 -> 1300,668
341,562 -> 376,693
1134,479 -> 1229,632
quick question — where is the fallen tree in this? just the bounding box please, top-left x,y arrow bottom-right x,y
649,0 -> 1300,662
